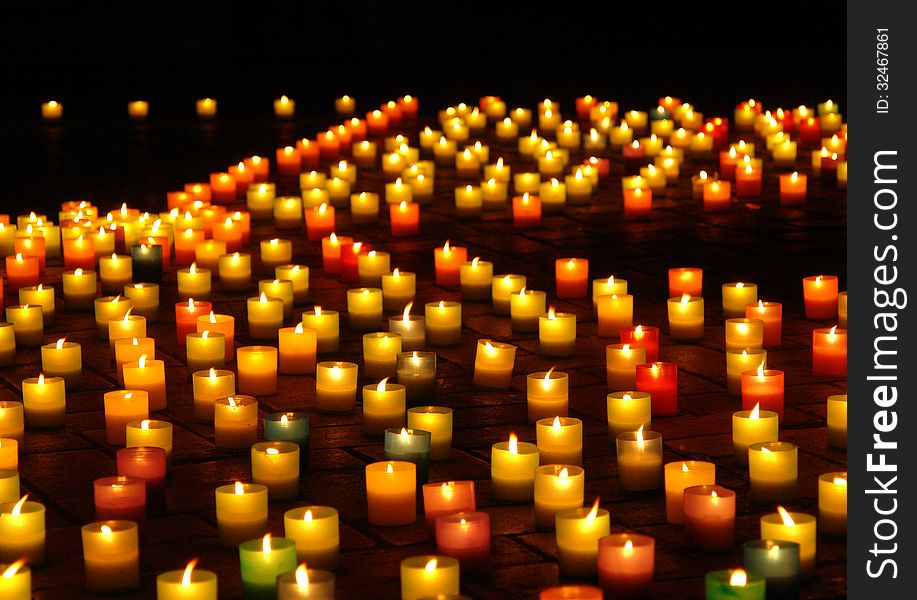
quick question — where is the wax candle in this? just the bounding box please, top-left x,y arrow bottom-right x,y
123,283 -> 159,322
0,495 -> 45,565
0,559 -> 30,600
384,427 -> 431,485
345,288 -> 382,331
748,441 -> 798,501
684,485 -> 736,550
62,268 -> 97,310
275,264 -> 309,305
282,506 -> 340,570
0,471 -> 19,503
351,191 -> 380,223
260,238 -> 292,274
705,568 -> 765,600
4,254 -> 39,293
103,390 -> 148,444
215,481 -> 268,546
108,311 -> 147,349
423,481 -> 476,527
196,98 -> 217,118
555,499 -> 610,576
827,394 -> 847,448
62,235 -> 95,271
487,275 -> 527,317
597,533 -> 654,598
81,521 -> 139,593
175,299 -> 211,347
20,374 -> 65,428
667,295 -> 705,340
275,324 -> 317,376
744,301 -> 782,348
361,332 -> 401,380
507,287 -> 545,333
635,362 -> 678,416
315,361 -> 358,413
722,282 -> 758,319
39,338 -> 81,388
0,403 -> 24,442
605,344 -> 647,391
0,439 -> 17,471
396,351 -> 437,404
237,346 -> 278,396
276,565 -> 335,600
354,251 -> 390,289
247,293 -> 283,339
431,241 -> 466,287
17,284 -> 55,326
490,433 -> 540,502
116,446 -> 165,507
175,263 -> 210,300
527,369 -> 569,423
733,404 -> 779,464
362,378 -> 406,435
760,507 -> 817,578
433,511 -> 489,577
195,312 -> 235,361
156,560 -> 218,600
239,534 -> 298,599
620,325 -> 659,362
595,294 -> 632,338
473,339 -> 516,389
251,441 -> 299,500
534,465 -> 584,528
213,395 -> 258,450
803,275 -> 839,319
424,301 -> 462,346
724,348 -> 765,396
126,419 -> 173,460
258,279 -> 294,320
536,417 -> 583,466
13,236 -> 45,274
812,327 -> 848,376
366,461 -> 416,526
743,539 -> 800,598
93,476 -> 146,523
725,318 -> 764,351
538,307 -> 576,357
389,304 -> 425,353
553,258 -> 588,298
664,461 -> 716,524
407,406 -> 453,461
606,391 -> 652,439
302,307 -> 340,353
0,326 -> 13,368
400,556 -> 460,600
112,337 -> 153,385
190,368 -> 235,421
616,426 -> 663,491
5,305 -> 43,347
741,365 -> 785,417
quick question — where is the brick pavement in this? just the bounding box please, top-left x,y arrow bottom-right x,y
3,110 -> 846,599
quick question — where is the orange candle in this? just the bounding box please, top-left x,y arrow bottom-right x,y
275,146 -> 301,176
390,202 -> 420,237
813,326 -> 847,378
306,204 -> 336,242
63,236 -> 96,271
623,187 -> 652,220
434,241 -> 467,287
320,234 -> 352,275
209,172 -> 237,204
779,171 -> 808,205
14,236 -> 45,274
668,267 -> 703,297
512,193 -> 542,229
4,254 -> 40,292
803,275 -> 839,319
703,180 -> 731,212
555,258 -> 589,299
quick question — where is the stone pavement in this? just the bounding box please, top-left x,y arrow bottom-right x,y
3,111 -> 846,599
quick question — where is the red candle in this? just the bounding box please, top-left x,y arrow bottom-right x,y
812,326 -> 847,378
230,211 -> 252,245
275,146 -> 301,176
174,229 -> 205,266
635,362 -> 678,416
380,101 -> 402,127
340,241 -> 370,283
422,481 -> 476,527
623,187 -> 652,220
116,446 -> 166,507
366,109 -> 389,136
175,299 -> 212,347
555,258 -> 589,298
779,172 -> 808,205
345,117 -> 368,142
541,586 -> 603,600
184,182 -> 212,202
434,241 -> 468,287
63,236 -> 96,271
209,172 -> 237,204
318,130 -> 341,161
94,475 -> 146,524
702,180 -> 731,212
306,204 -> 336,241
435,511 -> 490,575
245,155 -> 270,181
798,116 -> 821,145
5,253 -> 40,292
802,275 -> 839,319
621,141 -> 646,173
228,161 -> 255,194
668,267 -> 702,297
584,156 -> 610,178
575,95 -> 597,121
321,233 -> 352,275
296,138 -> 321,170
398,95 -> 419,121
735,163 -> 762,198
513,193 -> 542,229
14,235 -> 46,273
598,533 -> 654,599
390,201 -> 420,237
621,325 -> 659,362
683,485 -> 736,550
745,301 -> 782,348
741,366 -> 785,418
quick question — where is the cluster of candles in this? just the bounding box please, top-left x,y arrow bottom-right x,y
0,91 -> 847,600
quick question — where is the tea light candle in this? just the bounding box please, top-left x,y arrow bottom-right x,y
116,446 -> 165,507
473,339 -> 516,389
425,301 -> 462,346
366,461 -> 416,526
683,485 -> 736,550
39,339 -> 81,388
732,404 -> 779,464
197,312 -> 235,361
302,307 -> 340,353
509,287 -> 546,333
275,264 -> 309,304
239,534 -> 298,599
407,406 -> 453,461
261,238 -> 292,274
553,258 -> 588,298
635,362 -> 678,416
735,163 -> 762,198
237,346 -> 278,396
725,318 -> 764,351
350,191 -> 380,223
17,284 -> 54,326
592,276 -> 628,312
4,254 -> 39,293
123,355 -> 166,411
14,236 -> 45,274
667,295 -> 705,340
760,507 -> 817,578
536,417 -> 583,466
748,441 -> 798,501
347,288 -> 383,330
459,257 -> 493,301
605,344 -> 647,392
803,275 -> 839,319
278,324 -> 317,375
723,348 -> 764,396
81,521 -> 139,593
193,240 -> 226,273
827,394 -> 847,448
103,391 -> 148,444
62,235 -> 95,271
596,294 -> 633,338
606,391 -> 652,438
248,293 -> 283,339
195,97 -> 217,118
0,559 -> 30,600
616,427 -> 663,491
743,540 -> 800,598
555,499 -> 610,576
362,378 -> 406,435
191,368 -> 235,421
389,304 -> 425,351
123,283 -> 159,322
400,556 -> 460,600
20,374 -> 65,428
490,433 -> 539,502
258,279 -> 294,320
621,325 -> 659,362
41,100 -> 63,120
539,308 -> 576,357
705,568 -> 765,600
488,275 -> 526,316
357,251 -> 391,288
527,369 -> 569,423
423,481 -> 476,528
281,507 -> 340,571
745,301 -> 782,348
722,282 -> 758,319
5,305 -> 42,347
93,476 -> 145,523
433,511 -> 489,577
396,351 -> 437,404
62,268 -> 97,310
434,241 -> 467,287
534,465 -> 585,528
214,395 -> 258,450
315,361 -> 358,413
384,427 -> 431,485
363,332 -> 402,380
108,311 -> 147,349
741,366 -> 785,417
215,482 -> 268,546
818,472 -> 847,535
251,441 -> 300,500
156,560 -> 217,600
597,533 -> 654,597
779,171 -> 808,205
126,419 -> 172,459
175,299 -> 212,347
176,263 -> 211,300
664,461 -> 716,524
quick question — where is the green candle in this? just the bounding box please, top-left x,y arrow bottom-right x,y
239,534 -> 297,599
705,568 -> 765,600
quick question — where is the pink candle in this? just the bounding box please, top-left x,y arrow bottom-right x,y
175,299 -> 212,347
812,326 -> 847,378
635,362 -> 678,416
555,258 -> 589,298
390,201 -> 420,237
802,275 -> 839,319
306,204 -> 336,241
597,533 -> 654,598
620,325 -> 659,362
741,366 -> 785,418
422,481 -> 476,527
94,476 -> 146,524
434,241 -> 468,287
116,446 -> 166,507
513,194 -> 542,229
745,301 -> 782,348
321,234 -> 353,275
668,267 -> 703,297
435,511 -> 490,575
683,485 -> 735,550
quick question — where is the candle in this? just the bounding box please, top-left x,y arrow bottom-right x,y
366,461 -> 416,526
215,482 -> 268,546
283,506 -> 339,569
108,311 -> 147,349
191,368 -> 235,421
606,391 -> 652,439
616,426 -> 663,491
527,369 -> 569,422
596,294 -> 633,337
760,507 -> 817,578
534,465 -> 584,528
39,338 -> 81,388
116,446 -> 165,507
20,374 -> 65,428
357,251 -> 391,288
41,99 -> 63,120
363,332 -> 403,380
0,403 -> 24,442
258,279 -> 293,320
0,439 -> 16,471
598,533 -> 654,598
778,171 -> 808,206
803,275 -> 839,320
423,481 -> 476,527
237,346 -> 278,396
635,362 -> 678,416
104,391 -> 148,445
389,304 -> 425,352
121,354 -> 166,411
350,191 -> 380,223
251,441 -> 300,500
0,495 -> 44,564
175,299 -> 211,346
239,534 -> 298,599
126,419 -> 173,459
556,499 -> 610,575
733,404 -> 779,464
684,485 -> 736,550
17,284 -> 55,326
434,511 -> 489,576
196,98 -> 217,118
667,295 -> 705,340
0,560 -> 30,600
620,325 -> 659,362
725,318 -> 764,351
123,283 -> 159,322
247,293 -> 283,339
536,417 -> 583,466
274,264 -> 309,305
276,565 -> 335,600
214,395 -> 258,450
407,406 -> 453,461
433,240 -> 468,287
744,301 -> 782,348
508,287 -> 545,333
176,263 -> 211,300
302,307 -> 340,353
274,94 -> 295,118
62,268 -> 97,310
5,305 -> 43,347
4,254 -> 39,293
705,568 -> 765,600
400,556 -> 460,600
384,427 -> 431,485
664,461 -> 716,524
0,327 -> 13,368
458,257 -> 493,301
473,339 -> 516,389
275,324 -> 317,376
113,337 -> 154,385
827,394 -> 847,448
748,441 -> 798,501
425,301 -> 462,346
315,361 -> 358,413
605,344 -> 647,392
491,433 -> 540,502
539,307 -> 576,357
362,378 -> 406,435
264,413 -> 310,469
261,238 -> 292,274
81,521 -> 139,593
346,288 -> 383,330
743,540 -> 800,598
156,560 -> 218,600
818,472 -> 847,535
492,274 -> 527,315
554,258 -> 588,298
0,472 -> 19,504
196,312 -> 235,361
740,364 -> 785,417
722,282 -> 758,319
396,351 -> 436,404
93,476 -> 145,523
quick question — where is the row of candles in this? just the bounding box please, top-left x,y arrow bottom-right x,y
3,93 -> 846,599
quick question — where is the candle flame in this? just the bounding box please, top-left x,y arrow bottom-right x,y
681,462 -> 689,473
552,416 -> 562,432
636,424 -> 645,450
56,337 -> 66,350
101,524 -> 113,536
228,396 -> 238,408
586,497 -> 600,521
681,293 -> 691,305
295,564 -> 310,589
386,463 -> 394,474
623,539 -> 634,555
424,558 -> 437,572
37,373 -> 45,385
729,569 -> 748,587
138,354 -> 147,368
266,447 -> 279,456
777,506 -> 795,526
1,559 -> 26,578
757,363 -> 765,378
234,481 -> 244,495
829,325 -> 838,339
750,403 -> 761,419
187,298 -> 194,309
189,262 -> 197,274
11,495 -> 28,516
508,433 -> 518,453
74,268 -> 83,276
442,240 -> 451,253
280,414 -> 289,424
259,292 -> 268,302
262,533 -> 272,554
141,419 -> 151,430
123,307 -> 134,321
834,476 -> 848,486
112,295 -> 121,304
314,306 -> 322,316
547,306 -> 556,319
622,393 -> 632,400
558,467 -> 569,478
377,377 -> 389,392
544,367 -> 555,381
181,559 -> 197,586
471,256 -> 480,268
634,325 -> 643,336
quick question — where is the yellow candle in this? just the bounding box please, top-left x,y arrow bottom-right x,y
81,521 -> 139,593
491,433 -> 540,501
215,481 -> 268,546
191,368 -> 235,421
424,301 -> 461,346
260,238 -> 293,273
251,441 -> 300,500
0,495 -> 45,564
536,417 -> 583,466
315,362 -> 359,413
826,394 -> 847,448
725,348 -> 767,396
732,404 -> 779,464
274,94 -> 296,118
196,98 -> 217,118
156,560 -> 218,600
722,282 -> 758,319
666,295 -> 704,340
177,263 -> 211,300
381,269 -> 416,313
818,472 -> 847,535
41,100 -> 63,120
363,378 -> 406,435
0,559 -> 30,600
283,506 -> 340,568
664,461 -> 715,523
5,305 -> 43,347
219,252 -> 252,291
760,507 -> 817,578
302,307 -> 340,354
94,295 -> 133,339
363,332 -> 402,380
365,461 -> 416,526
275,264 -> 309,304
407,406 -> 453,461
597,294 -> 634,338
534,465 -> 585,528
539,307 -> 576,357
592,276 -> 628,312
473,339 -> 516,389
123,283 -> 159,322
491,274 -> 526,314
527,369 -> 569,422
725,318 -> 764,351
748,441 -> 797,501
99,254 -> 132,295
605,343 -> 646,391
126,419 -> 172,459
103,390 -> 148,445
62,268 -> 98,310
346,288 -> 383,330
247,292 -> 284,339
40,339 -> 81,388
237,346 -> 278,396
510,288 -> 546,333
108,311 -> 147,349
20,374 -> 65,428
460,257 -> 494,301
122,354 -> 166,411
113,337 -> 155,385
215,395 -> 258,450
17,285 -> 54,326
606,391 -> 652,438
400,556 -> 460,600
555,499 -> 611,575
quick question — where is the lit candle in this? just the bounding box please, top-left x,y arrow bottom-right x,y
425,301 -> 462,346
193,239 -> 226,273
664,461 -> 715,524
177,263 -> 211,300
5,305 -> 43,347
635,362 -> 678,416
827,394 -> 847,448
510,287 -> 546,333
744,301 -> 782,348
491,433 -> 539,501
593,277 -> 629,310
667,294 -> 705,340
389,303 -> 425,351
384,427 -> 431,485
123,283 -> 159,322
803,275 -> 839,320
407,406 -> 453,461
81,521 -> 139,593
38,338 -> 81,388
274,94 -> 295,118
540,585 -> 603,600
473,339 -> 516,389
684,485 -> 736,550
606,391 -> 651,438
722,282 -> 758,319
362,332 -> 402,380
191,368 -> 235,421
818,472 -> 847,535
315,361 -> 358,413
423,481 -> 476,527
598,533 -> 654,597
302,307 -> 340,353
597,294 -> 634,338
536,417 -> 583,466
20,374 -> 65,428
237,346 -> 278,396
0,495 -> 45,564
491,274 -> 527,315
362,378 -> 406,435
396,351 -> 437,404
760,507 -> 817,578
620,325 -> 659,362
123,354 -> 166,411
616,426 -> 663,491
116,446 -> 166,507
156,559 -> 218,600
534,465 -> 585,528
277,324 -> 317,376
126,419 -> 173,460
258,279 -> 294,320
705,568 -> 765,600
459,257 -> 493,301
350,191 -> 380,223
0,439 -> 17,471
247,184 -> 276,220
103,391 -> 148,445
239,534 -> 298,599
283,506 -> 339,569
433,240 -> 469,287
357,251 -> 391,288
93,476 -> 145,523
197,312 -> 235,362
62,235 -> 95,271
366,461 -> 416,526
742,540 -> 800,598
247,292 -> 283,339
275,264 -> 309,305
196,98 -> 217,118
527,369 -> 569,423
556,499 -> 610,576
3,254 -> 39,293
214,395 -> 258,450
108,309 -> 147,349
539,307 -> 576,357
260,238 -> 293,274
732,404 -> 779,464
215,481 -> 268,546
0,559 -> 30,600
347,288 -> 383,330
41,100 -> 63,120
748,441 -> 798,501
175,299 -> 212,347
779,171 -> 807,206
400,556 -> 460,600
251,441 -> 300,500
605,344 -> 647,391
741,364 -> 785,418
62,268 -> 97,310
725,318 -> 764,351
